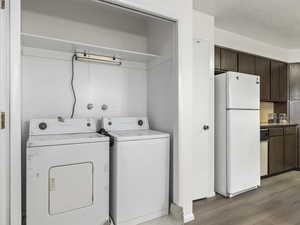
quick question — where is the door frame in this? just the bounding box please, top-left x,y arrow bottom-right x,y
8,0 -> 22,224
0,1 -> 10,224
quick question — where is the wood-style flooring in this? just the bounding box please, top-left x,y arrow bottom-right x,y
140,215 -> 181,225
188,171 -> 300,225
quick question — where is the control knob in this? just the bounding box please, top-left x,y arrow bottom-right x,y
39,122 -> 47,130
138,120 -> 144,126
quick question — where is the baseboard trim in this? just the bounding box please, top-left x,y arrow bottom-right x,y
183,213 -> 195,223
207,192 -> 216,198
170,203 -> 183,221
116,209 -> 168,225
170,202 -> 195,224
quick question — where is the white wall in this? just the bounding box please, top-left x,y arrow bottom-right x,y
21,47 -> 147,134
147,20 -> 174,59
215,26 -> 300,63
215,28 -> 290,62
147,20 -> 177,203
22,0 -> 147,52
287,50 -> 300,63
194,11 -> 214,42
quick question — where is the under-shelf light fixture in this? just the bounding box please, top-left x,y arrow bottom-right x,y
75,52 -> 122,66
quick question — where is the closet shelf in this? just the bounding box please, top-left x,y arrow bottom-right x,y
21,33 -> 160,63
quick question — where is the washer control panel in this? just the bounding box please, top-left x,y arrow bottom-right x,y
102,117 -> 149,131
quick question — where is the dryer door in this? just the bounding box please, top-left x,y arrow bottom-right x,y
49,162 -> 94,215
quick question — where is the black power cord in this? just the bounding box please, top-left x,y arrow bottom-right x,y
98,128 -> 115,147
71,54 -> 77,118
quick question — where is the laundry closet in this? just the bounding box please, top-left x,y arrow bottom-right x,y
21,0 -> 178,221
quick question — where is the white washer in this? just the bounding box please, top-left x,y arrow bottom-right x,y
26,118 -> 110,225
102,117 -> 170,225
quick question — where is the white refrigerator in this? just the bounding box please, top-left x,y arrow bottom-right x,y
215,72 -> 260,198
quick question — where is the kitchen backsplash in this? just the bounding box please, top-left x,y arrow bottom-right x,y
260,102 -> 274,123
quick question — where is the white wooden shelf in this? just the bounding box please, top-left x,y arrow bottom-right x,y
21,33 -> 160,63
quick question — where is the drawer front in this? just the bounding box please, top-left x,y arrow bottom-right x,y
285,127 -> 297,135
269,128 -> 284,137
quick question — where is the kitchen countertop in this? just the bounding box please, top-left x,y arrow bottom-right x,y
260,122 -> 298,128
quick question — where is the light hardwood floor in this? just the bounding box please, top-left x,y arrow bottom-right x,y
188,171 -> 300,225
140,216 -> 182,225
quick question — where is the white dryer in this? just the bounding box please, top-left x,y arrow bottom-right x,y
26,118 -> 110,225
102,117 -> 170,225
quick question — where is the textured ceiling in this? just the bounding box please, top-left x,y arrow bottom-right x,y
194,0 -> 300,49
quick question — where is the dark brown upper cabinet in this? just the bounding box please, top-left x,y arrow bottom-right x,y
281,64 -> 287,102
220,48 -> 238,72
270,61 -> 281,102
214,46 -> 288,111
215,46 -> 221,71
238,53 -> 255,75
271,61 -> 287,102
289,63 -> 300,101
255,57 -> 271,101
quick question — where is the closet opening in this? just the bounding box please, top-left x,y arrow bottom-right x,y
21,0 -> 178,224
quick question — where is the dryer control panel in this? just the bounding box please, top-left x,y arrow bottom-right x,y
102,117 -> 149,131
30,118 -> 97,136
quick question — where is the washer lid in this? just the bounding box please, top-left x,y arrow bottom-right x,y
27,133 -> 109,147
109,129 -> 170,142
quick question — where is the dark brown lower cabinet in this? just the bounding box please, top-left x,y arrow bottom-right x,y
284,134 -> 297,170
268,126 -> 297,175
269,135 -> 284,175
298,128 -> 300,169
